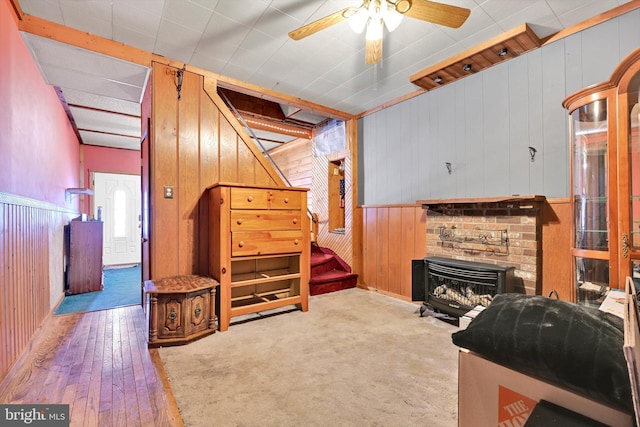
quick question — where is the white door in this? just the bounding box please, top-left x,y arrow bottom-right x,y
94,172 -> 141,266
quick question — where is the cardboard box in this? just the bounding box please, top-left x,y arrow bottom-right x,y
459,305 -> 486,329
458,349 -> 633,427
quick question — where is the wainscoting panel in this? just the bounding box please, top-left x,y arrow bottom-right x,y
360,205 -> 426,300
359,200 -> 573,303
148,63 -> 286,279
0,193 -> 74,382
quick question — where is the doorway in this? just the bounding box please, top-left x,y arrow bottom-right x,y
93,172 -> 141,266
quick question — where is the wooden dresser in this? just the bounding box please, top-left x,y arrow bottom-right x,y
66,220 -> 103,295
144,275 -> 218,347
208,183 -> 310,331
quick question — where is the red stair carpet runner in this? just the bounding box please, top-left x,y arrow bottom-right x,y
309,244 -> 358,296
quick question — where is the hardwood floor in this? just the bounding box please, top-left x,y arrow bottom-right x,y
0,305 -> 183,427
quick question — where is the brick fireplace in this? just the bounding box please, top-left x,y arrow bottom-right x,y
419,196 -> 546,295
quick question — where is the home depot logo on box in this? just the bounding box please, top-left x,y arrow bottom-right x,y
497,385 -> 537,427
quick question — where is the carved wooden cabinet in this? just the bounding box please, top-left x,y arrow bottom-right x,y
208,183 -> 310,331
66,220 -> 103,295
144,275 -> 218,347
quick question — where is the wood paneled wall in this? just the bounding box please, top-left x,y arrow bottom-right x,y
313,151 -> 355,267
359,205 -> 427,300
541,199 -> 573,301
148,63 -> 286,280
0,193 -> 75,381
268,138 -> 313,211
358,200 -> 574,302
359,9 -> 640,205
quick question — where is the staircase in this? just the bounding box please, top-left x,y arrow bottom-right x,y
309,244 -> 358,296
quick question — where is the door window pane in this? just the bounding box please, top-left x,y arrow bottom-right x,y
629,95 -> 640,248
114,190 -> 126,238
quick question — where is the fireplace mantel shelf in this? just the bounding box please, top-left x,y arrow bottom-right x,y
418,195 -> 546,213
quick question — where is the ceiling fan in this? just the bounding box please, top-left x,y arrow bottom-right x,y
288,0 -> 470,65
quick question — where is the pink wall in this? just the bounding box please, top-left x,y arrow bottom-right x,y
0,0 -> 80,207
81,145 -> 140,213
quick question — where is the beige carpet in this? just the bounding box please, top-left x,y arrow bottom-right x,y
159,288 -> 460,427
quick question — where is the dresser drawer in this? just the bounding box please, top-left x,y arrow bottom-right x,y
231,231 -> 304,256
230,187 -> 301,210
231,210 -> 302,231
268,190 -> 301,210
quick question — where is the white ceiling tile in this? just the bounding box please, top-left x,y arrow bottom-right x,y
161,0 -> 213,33
238,29 -> 283,54
59,0 -> 112,38
19,0 -> 64,23
199,12 -> 252,50
556,1 -> 624,27
228,47 -> 271,71
22,33 -> 149,103
112,1 -> 163,38
79,131 -> 140,150
213,0 -> 270,25
113,25 -> 157,53
189,51 -> 227,74
155,19 -> 203,51
221,61 -> 256,82
70,107 -> 140,137
190,0 -> 219,12
495,1 -> 557,33
270,0 -> 333,22
153,39 -> 196,64
253,7 -> 301,39
61,87 -> 141,116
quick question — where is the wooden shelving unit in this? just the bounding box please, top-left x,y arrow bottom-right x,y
208,183 -> 310,331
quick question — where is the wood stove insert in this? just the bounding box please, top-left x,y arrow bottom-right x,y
414,256 -> 515,318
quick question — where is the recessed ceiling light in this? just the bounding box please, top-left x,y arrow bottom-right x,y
498,48 -> 508,57
463,64 -> 472,72
434,76 -> 443,84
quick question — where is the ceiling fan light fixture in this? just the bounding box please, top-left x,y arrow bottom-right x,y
348,7 -> 369,33
366,18 -> 384,41
382,3 -> 403,32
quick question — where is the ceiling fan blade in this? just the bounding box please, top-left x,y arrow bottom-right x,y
402,0 -> 470,29
288,8 -> 356,41
365,38 -> 382,65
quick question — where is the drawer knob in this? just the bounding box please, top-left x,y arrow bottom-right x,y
247,196 -> 253,202
238,241 -> 244,247
294,239 -> 299,245
222,267 -> 226,274
293,218 -> 298,224
284,198 -> 289,203
236,219 -> 243,225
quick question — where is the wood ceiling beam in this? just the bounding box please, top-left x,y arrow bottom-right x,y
13,8 -> 355,122
241,116 -> 312,140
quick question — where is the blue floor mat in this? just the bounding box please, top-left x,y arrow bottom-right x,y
55,264 -> 141,315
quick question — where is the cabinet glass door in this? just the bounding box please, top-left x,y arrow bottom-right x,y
566,48 -> 640,304
627,87 -> 640,286
571,99 -> 610,306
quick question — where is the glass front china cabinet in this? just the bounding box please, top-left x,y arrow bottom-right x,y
563,47 -> 640,306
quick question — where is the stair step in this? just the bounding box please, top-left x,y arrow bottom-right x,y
310,253 -> 334,267
309,269 -> 358,285
309,270 -> 358,296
